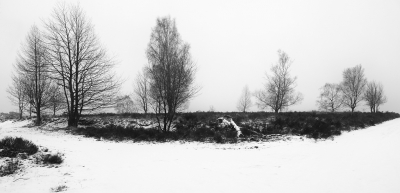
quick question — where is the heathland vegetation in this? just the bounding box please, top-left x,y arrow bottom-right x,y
5,2 -> 397,144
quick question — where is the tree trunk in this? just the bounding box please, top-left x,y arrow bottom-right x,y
68,113 -> 78,127
36,108 -> 41,126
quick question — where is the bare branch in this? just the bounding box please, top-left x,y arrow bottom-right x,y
341,64 -> 367,112
316,83 -> 343,112
254,50 -> 303,113
237,85 -> 252,112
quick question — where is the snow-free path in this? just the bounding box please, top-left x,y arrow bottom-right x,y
0,119 -> 399,193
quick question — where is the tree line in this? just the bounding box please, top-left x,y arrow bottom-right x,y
317,64 -> 386,113
8,3 -> 388,131
234,52 -> 387,114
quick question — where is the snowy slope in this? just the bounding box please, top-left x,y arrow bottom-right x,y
0,118 -> 399,193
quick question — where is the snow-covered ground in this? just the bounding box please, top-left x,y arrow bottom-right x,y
0,118 -> 399,193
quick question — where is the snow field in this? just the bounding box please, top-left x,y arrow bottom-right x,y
0,118 -> 399,193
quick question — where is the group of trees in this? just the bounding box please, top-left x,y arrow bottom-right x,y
236,52 -> 386,114
317,64 -> 387,113
8,3 -> 388,131
8,3 -> 120,126
233,50 -> 303,113
7,26 -> 64,124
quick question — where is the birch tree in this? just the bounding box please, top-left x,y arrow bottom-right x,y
364,81 -> 387,113
146,16 -> 199,132
237,85 -> 252,112
254,50 -> 303,113
133,68 -> 150,114
341,64 -> 367,112
317,83 -> 343,112
7,75 -> 27,119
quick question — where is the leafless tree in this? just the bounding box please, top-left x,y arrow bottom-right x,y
7,75 -> 27,119
341,64 -> 367,112
133,68 -> 150,114
208,105 -> 215,112
115,95 -> 138,113
364,81 -> 387,113
316,83 -> 343,112
254,50 -> 303,113
48,84 -> 66,116
237,85 -> 252,112
146,16 -> 200,132
14,25 -> 53,125
45,3 -> 120,127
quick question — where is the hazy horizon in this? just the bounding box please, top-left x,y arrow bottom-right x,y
1,0 -> 400,114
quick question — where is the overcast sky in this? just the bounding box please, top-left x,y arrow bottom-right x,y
1,0 -> 400,113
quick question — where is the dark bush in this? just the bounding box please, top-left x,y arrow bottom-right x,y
0,137 -> 39,158
213,133 -> 224,143
191,127 -> 215,141
42,153 -> 63,164
0,159 -> 20,177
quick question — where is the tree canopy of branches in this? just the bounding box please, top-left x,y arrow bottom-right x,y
364,81 -> 387,113
7,75 -> 27,119
133,68 -> 150,114
237,85 -> 252,112
341,64 -> 367,112
45,3 -> 120,127
146,16 -> 199,132
14,25 -> 54,125
254,50 -> 303,113
316,83 -> 343,112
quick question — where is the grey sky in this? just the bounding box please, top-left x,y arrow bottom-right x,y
1,0 -> 399,113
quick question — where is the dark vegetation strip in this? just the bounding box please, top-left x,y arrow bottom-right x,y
71,112 -> 400,143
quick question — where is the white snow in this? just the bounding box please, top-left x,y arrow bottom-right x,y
1,118 -> 400,193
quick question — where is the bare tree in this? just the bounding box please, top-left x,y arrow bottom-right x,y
7,75 -> 27,119
146,16 -> 200,132
341,64 -> 367,112
45,3 -> 120,127
48,84 -> 65,116
237,85 -> 252,112
133,68 -> 150,114
208,105 -> 215,112
364,81 -> 387,113
254,50 -> 303,113
316,83 -> 343,112
14,25 -> 53,125
115,95 -> 138,113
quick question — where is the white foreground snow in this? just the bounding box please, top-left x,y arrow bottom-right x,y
1,118 -> 400,193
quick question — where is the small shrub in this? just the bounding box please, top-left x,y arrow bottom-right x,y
42,153 -> 63,164
0,159 -> 20,177
0,137 -> 39,157
51,185 -> 68,192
